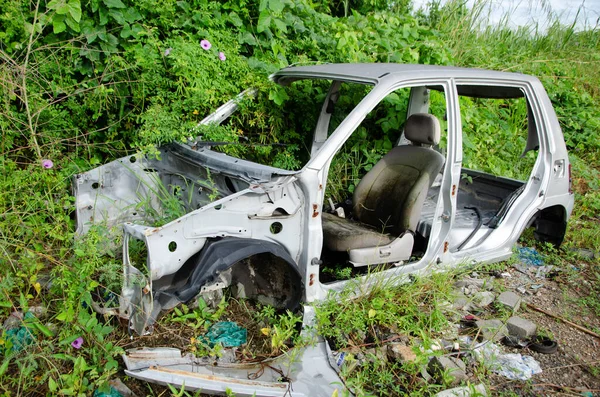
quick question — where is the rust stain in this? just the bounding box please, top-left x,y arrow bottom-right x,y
312,203 -> 319,218
443,241 -> 449,253
309,273 -> 315,286
150,366 -> 288,389
452,184 -> 456,196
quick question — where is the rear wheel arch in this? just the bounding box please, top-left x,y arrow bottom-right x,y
526,205 -> 568,247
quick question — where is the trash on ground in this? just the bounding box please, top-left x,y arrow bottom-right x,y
205,321 -> 247,347
92,385 -> 123,397
517,247 -> 544,267
4,312 -> 36,352
472,341 -> 542,380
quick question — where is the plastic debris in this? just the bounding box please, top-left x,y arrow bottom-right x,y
472,341 -> 542,380
4,312 -> 36,352
205,321 -> 247,348
93,385 -> 123,397
517,247 -> 543,267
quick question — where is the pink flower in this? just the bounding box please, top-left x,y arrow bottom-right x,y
41,159 -> 53,169
218,52 -> 226,61
200,40 -> 211,50
71,337 -> 83,349
164,48 -> 172,56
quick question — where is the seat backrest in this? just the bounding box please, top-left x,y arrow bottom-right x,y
352,113 -> 445,235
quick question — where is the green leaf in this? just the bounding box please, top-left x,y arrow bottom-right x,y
239,31 -> 257,46
24,22 -> 34,34
99,6 -> 109,25
108,9 -> 125,24
67,0 -> 82,22
48,378 -> 58,393
229,12 -> 243,28
123,7 -> 142,23
64,15 -> 80,32
56,3 -> 70,15
103,0 -> 126,8
46,0 -> 62,10
273,18 -> 287,33
368,308 -> 377,318
257,10 -> 271,33
268,87 -> 289,106
268,0 -> 284,13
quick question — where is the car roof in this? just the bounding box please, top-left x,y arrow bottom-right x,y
271,63 -> 538,86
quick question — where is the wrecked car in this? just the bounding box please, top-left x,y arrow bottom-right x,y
74,63 -> 574,395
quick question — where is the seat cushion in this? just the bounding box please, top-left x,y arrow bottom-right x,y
322,212 -> 394,252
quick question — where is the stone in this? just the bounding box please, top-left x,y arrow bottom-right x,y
387,343 -> 417,363
454,278 -> 485,289
473,291 -> 495,308
364,347 -> 388,366
428,356 -> 468,385
2,313 -> 22,330
475,319 -> 508,342
28,306 -> 48,319
506,316 -> 537,339
497,291 -> 522,313
435,384 -> 487,397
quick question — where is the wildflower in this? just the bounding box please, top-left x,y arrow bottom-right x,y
200,39 -> 211,50
41,159 -> 53,169
164,47 -> 172,56
218,51 -> 226,61
71,337 -> 83,349
193,109 -> 199,115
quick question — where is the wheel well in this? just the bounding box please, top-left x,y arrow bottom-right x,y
527,205 -> 568,247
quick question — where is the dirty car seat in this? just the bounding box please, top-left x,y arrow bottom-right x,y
322,113 -> 445,266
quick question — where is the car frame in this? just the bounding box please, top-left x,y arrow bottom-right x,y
74,63 -> 574,395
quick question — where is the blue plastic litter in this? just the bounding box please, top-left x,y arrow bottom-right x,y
518,247 -> 543,267
4,312 -> 36,353
205,321 -> 247,348
93,386 -> 123,397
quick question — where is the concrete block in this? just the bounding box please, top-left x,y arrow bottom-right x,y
506,316 -> 537,339
475,319 -> 508,342
497,291 -> 522,312
473,291 -> 495,308
428,356 -> 467,385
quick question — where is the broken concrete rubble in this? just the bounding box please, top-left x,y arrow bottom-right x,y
506,316 -> 537,339
428,356 -> 468,385
387,343 -> 417,363
497,291 -> 522,313
473,291 -> 495,308
475,319 -> 508,342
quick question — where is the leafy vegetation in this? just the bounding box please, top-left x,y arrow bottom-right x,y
0,0 -> 599,395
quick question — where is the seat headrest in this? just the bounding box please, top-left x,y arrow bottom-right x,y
404,113 -> 441,146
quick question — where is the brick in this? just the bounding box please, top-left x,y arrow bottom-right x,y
497,291 -> 522,312
506,316 -> 537,339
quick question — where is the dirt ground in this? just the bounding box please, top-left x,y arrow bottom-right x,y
489,267 -> 600,396
119,261 -> 600,397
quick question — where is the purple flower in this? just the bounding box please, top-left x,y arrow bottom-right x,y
41,159 -> 53,169
164,48 -> 172,56
218,52 -> 226,61
200,40 -> 212,50
71,337 -> 83,349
